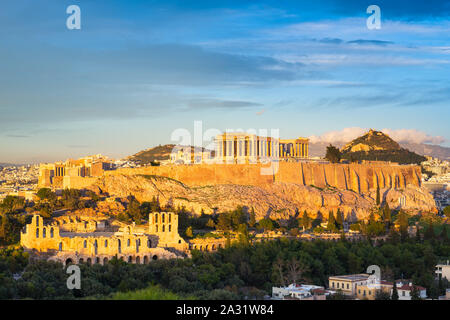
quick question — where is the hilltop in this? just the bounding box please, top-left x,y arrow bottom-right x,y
340,129 -> 427,164
128,145 -> 214,165
127,144 -> 176,164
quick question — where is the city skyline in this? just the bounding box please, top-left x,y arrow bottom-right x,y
1,0 -> 450,163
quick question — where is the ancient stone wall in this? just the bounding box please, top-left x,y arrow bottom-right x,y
105,162 -> 421,193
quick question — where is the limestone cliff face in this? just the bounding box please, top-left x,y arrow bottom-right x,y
95,174 -> 436,222
105,162 -> 422,194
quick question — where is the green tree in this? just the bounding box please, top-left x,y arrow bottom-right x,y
299,211 -> 311,231
325,144 -> 341,163
391,282 -> 399,300
410,285 -> 421,300
327,211 -> 337,232
397,210 -> 409,240
383,203 -> 391,225
335,209 -> 343,230
376,186 -> 381,206
258,218 -> 275,232
424,221 -> 435,241
185,226 -> 194,238
443,206 -> 450,218
36,188 -> 55,201
248,208 -> 256,228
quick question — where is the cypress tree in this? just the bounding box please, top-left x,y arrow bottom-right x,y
424,221 -> 435,240
376,186 -> 381,206
327,211 -> 337,232
391,282 -> 399,300
336,209 -> 343,230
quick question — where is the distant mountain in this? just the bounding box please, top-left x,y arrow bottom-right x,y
309,141 -> 450,161
127,144 -> 176,164
339,129 -> 426,165
128,144 -> 214,165
399,142 -> 450,161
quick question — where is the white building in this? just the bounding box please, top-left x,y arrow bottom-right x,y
436,261 -> 450,280
396,281 -> 427,300
272,283 -> 332,300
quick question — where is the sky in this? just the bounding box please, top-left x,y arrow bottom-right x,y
0,0 -> 449,163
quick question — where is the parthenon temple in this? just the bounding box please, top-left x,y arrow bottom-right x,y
214,132 -> 309,164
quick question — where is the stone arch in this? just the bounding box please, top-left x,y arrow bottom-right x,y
118,239 -> 122,253
87,257 -> 92,265
144,256 -> 149,264
103,257 -> 108,265
212,244 -> 216,250
95,257 -> 100,264
128,256 -> 133,263
205,245 -> 209,251
218,244 -> 222,249
79,258 -> 84,264
136,256 -> 141,264
152,255 -> 158,261
65,258 -> 73,265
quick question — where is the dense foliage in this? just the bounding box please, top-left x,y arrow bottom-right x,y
0,231 -> 448,300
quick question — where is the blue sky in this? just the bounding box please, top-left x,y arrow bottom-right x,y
0,0 -> 449,163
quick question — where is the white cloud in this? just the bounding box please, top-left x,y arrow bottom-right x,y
309,127 -> 446,145
381,128 -> 446,145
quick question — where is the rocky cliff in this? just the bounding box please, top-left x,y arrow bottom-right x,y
95,172 -> 436,222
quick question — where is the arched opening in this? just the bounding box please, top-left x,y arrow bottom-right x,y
155,225 -> 158,232
43,228 -> 46,238
65,258 -> 73,265
118,239 -> 122,253
212,244 -> 216,250
58,242 -> 63,251
79,258 -> 84,264
86,258 -> 92,265
50,227 -> 54,238
104,240 -> 108,248
162,225 -> 165,232
162,213 -> 165,223
119,256 -> 124,261
136,240 -> 139,253
127,239 -> 130,247
95,257 -> 100,264
94,240 -> 98,255
36,228 -> 39,238
136,256 -> 140,264
218,244 -> 222,249
128,256 -> 133,263
152,255 -> 158,261
83,240 -> 87,248
169,225 -> 171,232
103,257 -> 108,265
147,239 -> 151,248
143,256 -> 149,264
